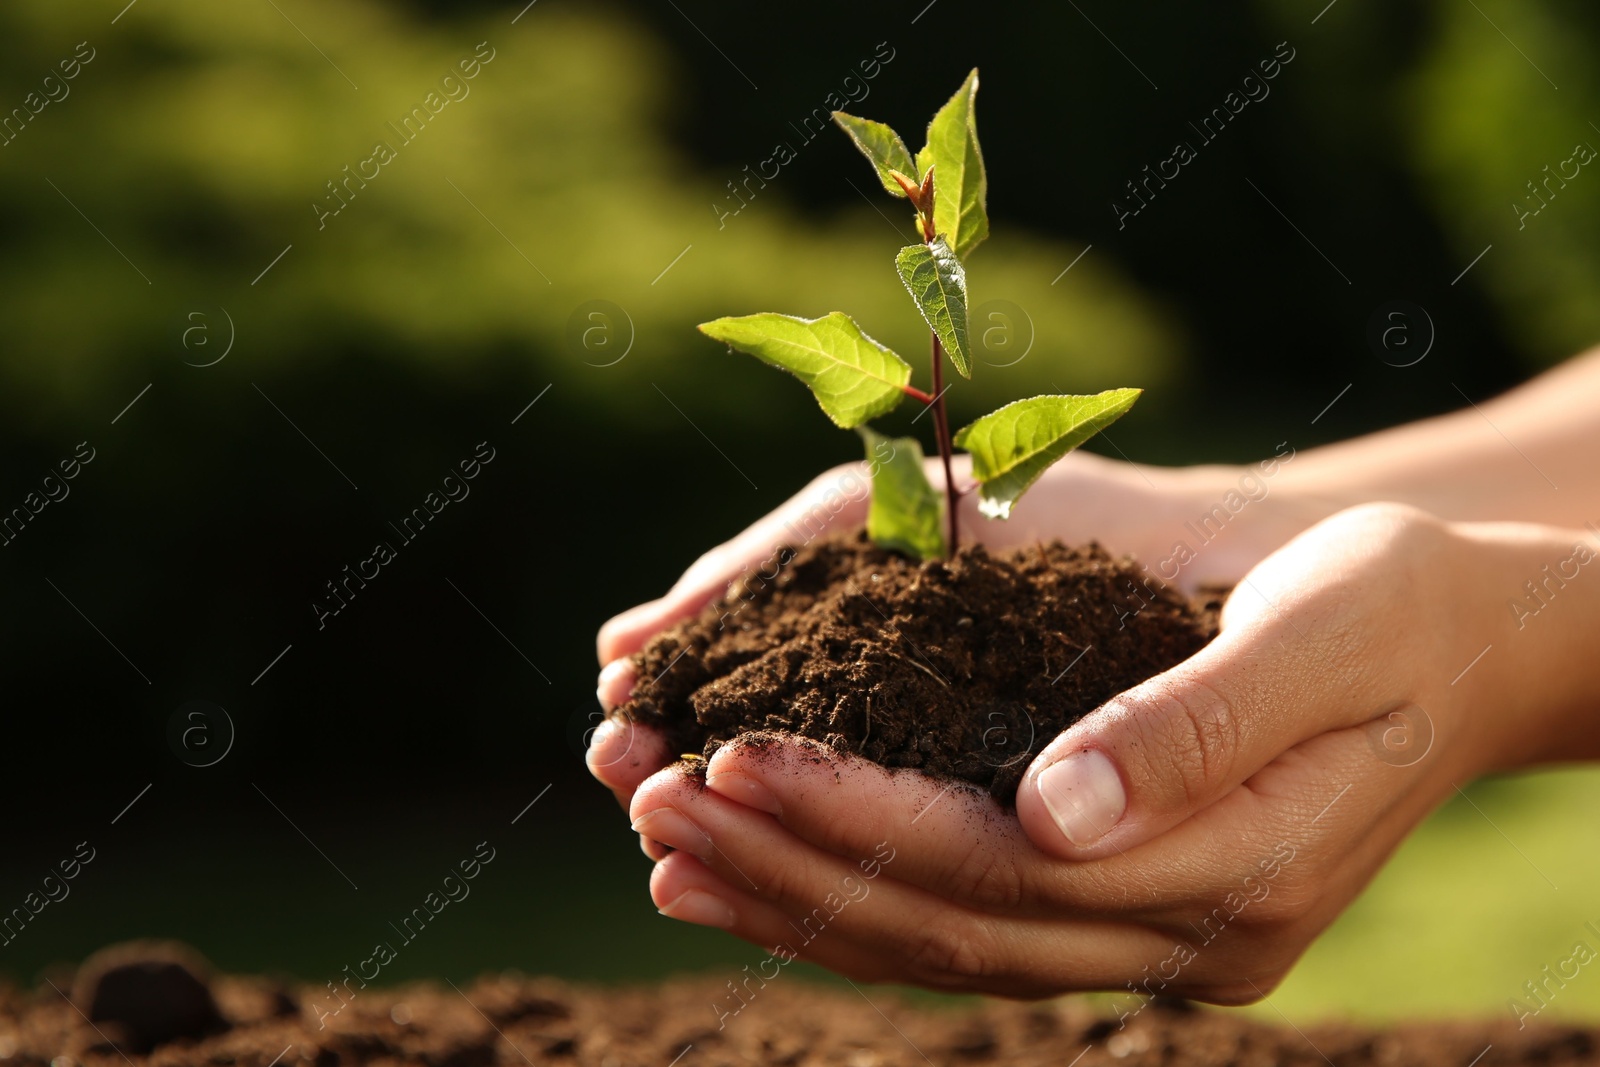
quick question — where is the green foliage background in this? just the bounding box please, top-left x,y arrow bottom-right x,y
1,0 -> 1598,1027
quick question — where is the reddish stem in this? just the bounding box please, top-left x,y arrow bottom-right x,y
901,383 -> 935,404
915,190 -> 959,556
929,335 -> 959,555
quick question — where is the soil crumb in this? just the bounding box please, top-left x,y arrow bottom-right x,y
619,530 -> 1220,803
9,956 -> 1593,1067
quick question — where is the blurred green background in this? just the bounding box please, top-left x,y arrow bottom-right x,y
2,0 -> 1598,1028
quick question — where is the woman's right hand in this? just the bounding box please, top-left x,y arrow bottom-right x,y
625,503 -> 1600,999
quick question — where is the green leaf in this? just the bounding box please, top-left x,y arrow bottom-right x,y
953,390 -> 1142,519
859,427 -> 946,560
697,312 -> 911,429
895,238 -> 971,379
833,112 -> 917,198
914,69 -> 989,260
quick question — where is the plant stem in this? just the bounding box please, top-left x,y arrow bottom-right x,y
929,332 -> 959,555
915,180 -> 958,555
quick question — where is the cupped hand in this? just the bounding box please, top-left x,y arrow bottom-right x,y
590,449 -> 1322,823
625,503 -> 1597,1001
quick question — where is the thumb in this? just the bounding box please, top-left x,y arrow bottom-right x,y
1014,584 -> 1373,861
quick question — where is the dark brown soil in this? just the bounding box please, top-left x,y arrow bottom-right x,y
12,951 -> 1597,1067
618,530 -> 1220,803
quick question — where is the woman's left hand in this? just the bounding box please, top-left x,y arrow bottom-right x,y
629,504 -> 1600,1002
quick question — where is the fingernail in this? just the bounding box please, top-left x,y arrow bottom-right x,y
659,888 -> 736,929
631,808 -> 713,861
597,658 -> 634,712
1037,749 -> 1126,847
706,772 -> 782,817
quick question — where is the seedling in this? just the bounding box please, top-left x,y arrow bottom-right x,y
699,70 -> 1140,559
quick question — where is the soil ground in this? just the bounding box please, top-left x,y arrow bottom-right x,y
619,531 -> 1220,803
14,959 -> 1597,1067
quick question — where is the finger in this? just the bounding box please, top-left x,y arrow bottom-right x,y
596,466 -> 873,664
703,735 -> 1119,916
585,717 -> 671,809
704,734 -> 1240,918
641,834 -> 672,862
597,597 -> 696,669
632,766 -> 1174,996
1017,516 -> 1422,861
596,658 -> 635,712
647,852 -> 898,985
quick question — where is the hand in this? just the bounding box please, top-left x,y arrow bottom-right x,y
625,503 -> 1600,1001
590,449 -> 1323,823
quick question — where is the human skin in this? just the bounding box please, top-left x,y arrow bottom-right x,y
590,349 -> 1600,1002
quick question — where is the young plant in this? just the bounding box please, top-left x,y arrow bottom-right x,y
698,69 -> 1140,559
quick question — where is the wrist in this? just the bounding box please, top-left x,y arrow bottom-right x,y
1449,520 -> 1600,772
1158,455 -> 1343,579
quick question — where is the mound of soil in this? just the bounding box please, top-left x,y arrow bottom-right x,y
618,530 -> 1221,802
8,949 -> 1593,1067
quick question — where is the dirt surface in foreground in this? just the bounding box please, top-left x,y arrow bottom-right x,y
13,956 -> 1598,1067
